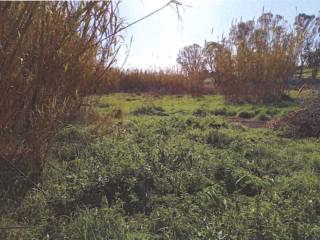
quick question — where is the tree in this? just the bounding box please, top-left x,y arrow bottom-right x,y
294,13 -> 320,80
176,44 -> 206,75
203,41 -> 224,85
308,48 -> 320,80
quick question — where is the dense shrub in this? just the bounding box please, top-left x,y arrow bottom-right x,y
257,113 -> 271,121
132,105 -> 168,116
212,13 -> 304,103
238,111 -> 256,119
212,107 -> 237,116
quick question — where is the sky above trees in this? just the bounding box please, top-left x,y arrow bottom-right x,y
118,0 -> 320,69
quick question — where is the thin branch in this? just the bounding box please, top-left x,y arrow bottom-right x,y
119,36 -> 133,69
104,0 -> 186,40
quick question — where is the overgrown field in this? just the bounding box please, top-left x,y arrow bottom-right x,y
1,93 -> 320,239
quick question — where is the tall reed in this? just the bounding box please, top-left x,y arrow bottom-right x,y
0,2 -> 122,171
97,68 -> 210,95
213,13 -> 304,102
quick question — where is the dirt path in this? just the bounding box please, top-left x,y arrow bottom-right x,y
227,117 -> 267,128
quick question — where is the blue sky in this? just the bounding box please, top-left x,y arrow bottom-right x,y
118,0 -> 320,69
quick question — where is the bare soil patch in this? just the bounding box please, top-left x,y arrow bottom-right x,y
227,117 -> 267,128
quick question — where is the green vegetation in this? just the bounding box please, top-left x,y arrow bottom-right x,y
294,68 -> 320,80
2,93 -> 319,239
97,94 -> 298,118
1,2 -> 319,239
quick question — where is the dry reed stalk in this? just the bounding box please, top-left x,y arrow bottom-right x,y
0,2 -> 122,170
213,13 -> 305,103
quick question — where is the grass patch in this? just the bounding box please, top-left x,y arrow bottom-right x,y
2,93 -> 319,239
206,130 -> 233,148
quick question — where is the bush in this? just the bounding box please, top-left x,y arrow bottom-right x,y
212,107 -> 237,116
257,114 -> 271,121
132,106 -> 168,116
213,13 -> 304,103
238,111 -> 256,119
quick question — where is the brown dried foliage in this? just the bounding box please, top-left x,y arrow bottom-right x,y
0,1 -> 122,170
267,99 -> 320,138
213,13 -> 305,103
97,68 -> 210,95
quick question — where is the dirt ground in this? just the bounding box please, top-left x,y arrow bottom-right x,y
227,117 -> 267,128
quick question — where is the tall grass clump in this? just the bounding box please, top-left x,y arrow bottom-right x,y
0,2 -> 122,173
213,13 -> 304,103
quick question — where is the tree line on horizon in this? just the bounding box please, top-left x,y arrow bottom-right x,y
98,12 -> 320,102
176,12 -> 320,102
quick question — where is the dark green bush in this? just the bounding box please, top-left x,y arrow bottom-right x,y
238,111 -> 256,119
212,107 -> 237,116
132,106 -> 168,116
257,114 -> 271,121
192,108 -> 209,117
